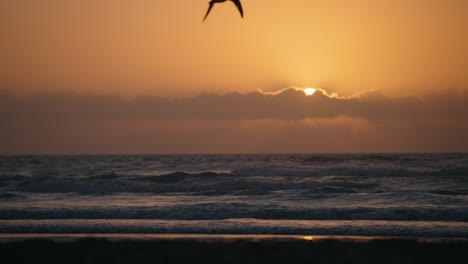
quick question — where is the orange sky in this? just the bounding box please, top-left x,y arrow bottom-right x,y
1,1 -> 467,154
1,0 -> 467,97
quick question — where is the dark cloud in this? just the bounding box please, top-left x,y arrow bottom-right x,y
1,88 -> 467,123
1,88 -> 467,154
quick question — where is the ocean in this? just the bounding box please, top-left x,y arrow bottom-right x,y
1,154 -> 468,237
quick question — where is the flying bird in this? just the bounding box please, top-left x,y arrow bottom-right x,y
203,0 -> 244,22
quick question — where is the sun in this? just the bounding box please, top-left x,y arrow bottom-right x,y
304,88 -> 316,96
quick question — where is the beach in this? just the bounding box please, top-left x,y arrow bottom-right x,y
1,154 -> 468,263
1,234 -> 468,264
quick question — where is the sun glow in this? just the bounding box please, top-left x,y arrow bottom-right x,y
304,88 -> 316,96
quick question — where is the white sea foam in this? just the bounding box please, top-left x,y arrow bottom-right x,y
1,219 -> 468,237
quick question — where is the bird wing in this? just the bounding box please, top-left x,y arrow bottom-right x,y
203,2 -> 216,22
230,0 -> 244,18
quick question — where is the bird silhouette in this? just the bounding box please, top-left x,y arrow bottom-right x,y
203,0 -> 244,22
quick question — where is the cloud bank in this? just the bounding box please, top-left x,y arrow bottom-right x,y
1,88 -> 467,154
1,88 -> 467,122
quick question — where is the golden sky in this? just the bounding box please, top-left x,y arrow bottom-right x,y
1,0 -> 467,97
1,1 -> 467,154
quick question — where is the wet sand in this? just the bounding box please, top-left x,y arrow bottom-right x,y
1,234 -> 467,264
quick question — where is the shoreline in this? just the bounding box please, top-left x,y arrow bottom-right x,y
2,219 -> 468,238
1,233 -> 468,243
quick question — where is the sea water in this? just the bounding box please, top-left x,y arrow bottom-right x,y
1,154 -> 467,237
